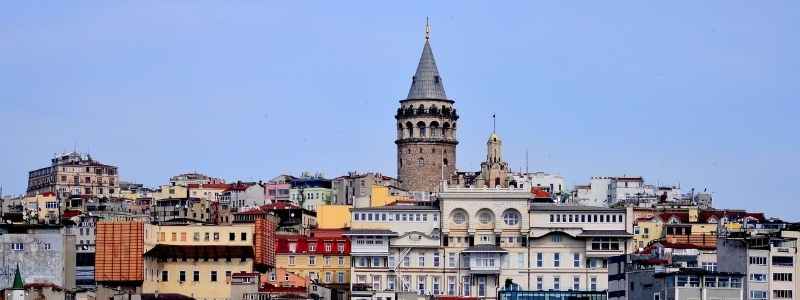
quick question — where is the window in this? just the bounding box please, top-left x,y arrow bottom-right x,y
193,271 -> 200,282
204,232 -> 210,241
553,276 -> 561,290
309,256 -> 316,265
536,276 -> 543,290
503,210 -> 520,225
337,242 -> 344,252
212,232 -> 219,241
453,211 -> 466,224
417,158 -> 424,166
288,256 -> 296,265
171,232 -> 177,241
179,271 -> 186,282
536,252 -> 543,267
774,273 -> 793,281
229,232 -> 235,241
773,256 -> 794,266
210,271 -> 218,282
653,293 -> 661,300
749,256 -> 767,265
10,243 -> 24,251
551,234 -> 561,243
478,276 -> 487,297
288,242 -> 297,253
418,253 -> 426,267
590,276 -> 597,291
324,256 -> 331,265
388,275 -> 396,290
463,276 -> 471,295
338,256 -> 344,265
573,253 -> 581,268
418,275 -> 426,294
241,232 -> 247,241
326,272 -> 333,283
702,262 -> 717,272
433,252 -> 440,267
372,256 -> 381,267
750,290 -> 768,300
591,238 -> 620,251
553,253 -> 560,267
774,290 -> 793,299
448,253 -> 456,267
572,276 -> 580,290
432,276 -> 441,294
309,244 -> 316,252
338,272 -> 345,283
403,256 -> 411,267
478,211 -> 493,224
161,271 -> 168,282
750,273 -> 768,282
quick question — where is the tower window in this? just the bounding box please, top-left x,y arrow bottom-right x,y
417,158 -> 424,167
443,158 -> 448,166
419,148 -> 423,153
432,148 -> 436,153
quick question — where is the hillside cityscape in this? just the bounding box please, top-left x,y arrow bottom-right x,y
1,21 -> 796,300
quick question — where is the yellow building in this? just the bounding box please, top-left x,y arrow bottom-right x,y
22,192 -> 59,224
153,185 -> 189,200
142,224 -> 255,300
275,230 -> 351,287
316,205 -> 351,229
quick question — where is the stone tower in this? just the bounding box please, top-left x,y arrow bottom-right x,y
478,131 -> 509,188
395,22 -> 458,193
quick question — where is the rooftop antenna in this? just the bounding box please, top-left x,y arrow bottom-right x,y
525,148 -> 529,174
425,17 -> 431,40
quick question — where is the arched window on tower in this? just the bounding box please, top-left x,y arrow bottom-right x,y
443,158 -> 448,166
406,122 -> 414,138
430,121 -> 440,138
417,121 -> 427,137
442,122 -> 450,139
417,158 -> 424,167
495,178 -> 501,187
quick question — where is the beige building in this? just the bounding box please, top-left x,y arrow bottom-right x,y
439,186 -> 532,299
27,152 -> 119,198
142,223 -> 255,300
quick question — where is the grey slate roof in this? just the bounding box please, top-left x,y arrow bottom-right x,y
530,204 -> 626,212
351,205 -> 438,212
406,39 -> 448,100
462,244 -> 508,253
344,229 -> 398,236
577,230 -> 633,237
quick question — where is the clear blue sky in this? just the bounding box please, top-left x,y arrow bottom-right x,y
1,2 -> 798,219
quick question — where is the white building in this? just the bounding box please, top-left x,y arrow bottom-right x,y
346,205 -> 442,300
509,172 -> 567,198
573,176 -> 681,207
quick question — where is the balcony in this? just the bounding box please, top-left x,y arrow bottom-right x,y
462,244 -> 507,274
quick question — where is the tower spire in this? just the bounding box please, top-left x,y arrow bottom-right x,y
406,18 -> 447,100
425,17 -> 431,40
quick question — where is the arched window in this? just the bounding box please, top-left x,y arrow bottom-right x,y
417,158 -> 424,167
443,158 -> 448,166
451,209 -> 467,225
503,209 -> 520,226
417,121 -> 427,137
477,209 -> 494,225
406,122 -> 414,137
442,122 -> 450,138
495,178 -> 501,186
429,121 -> 440,137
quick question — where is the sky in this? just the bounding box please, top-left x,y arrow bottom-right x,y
1,2 -> 798,219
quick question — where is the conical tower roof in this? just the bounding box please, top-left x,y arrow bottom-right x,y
406,37 -> 448,100
12,264 -> 24,289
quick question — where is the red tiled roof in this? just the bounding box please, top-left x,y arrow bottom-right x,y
238,203 -> 300,215
62,210 -> 82,219
187,183 -> 231,189
531,187 -> 550,198
658,212 -> 689,223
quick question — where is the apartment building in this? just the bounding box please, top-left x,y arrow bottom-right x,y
26,152 -> 119,199
275,229 -> 351,293
718,231 -> 798,300
142,223 -> 256,300
347,205 -> 441,300
0,224 -> 76,291
527,204 -> 633,294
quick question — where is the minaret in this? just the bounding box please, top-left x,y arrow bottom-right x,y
10,264 -> 24,300
396,19 -> 458,193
